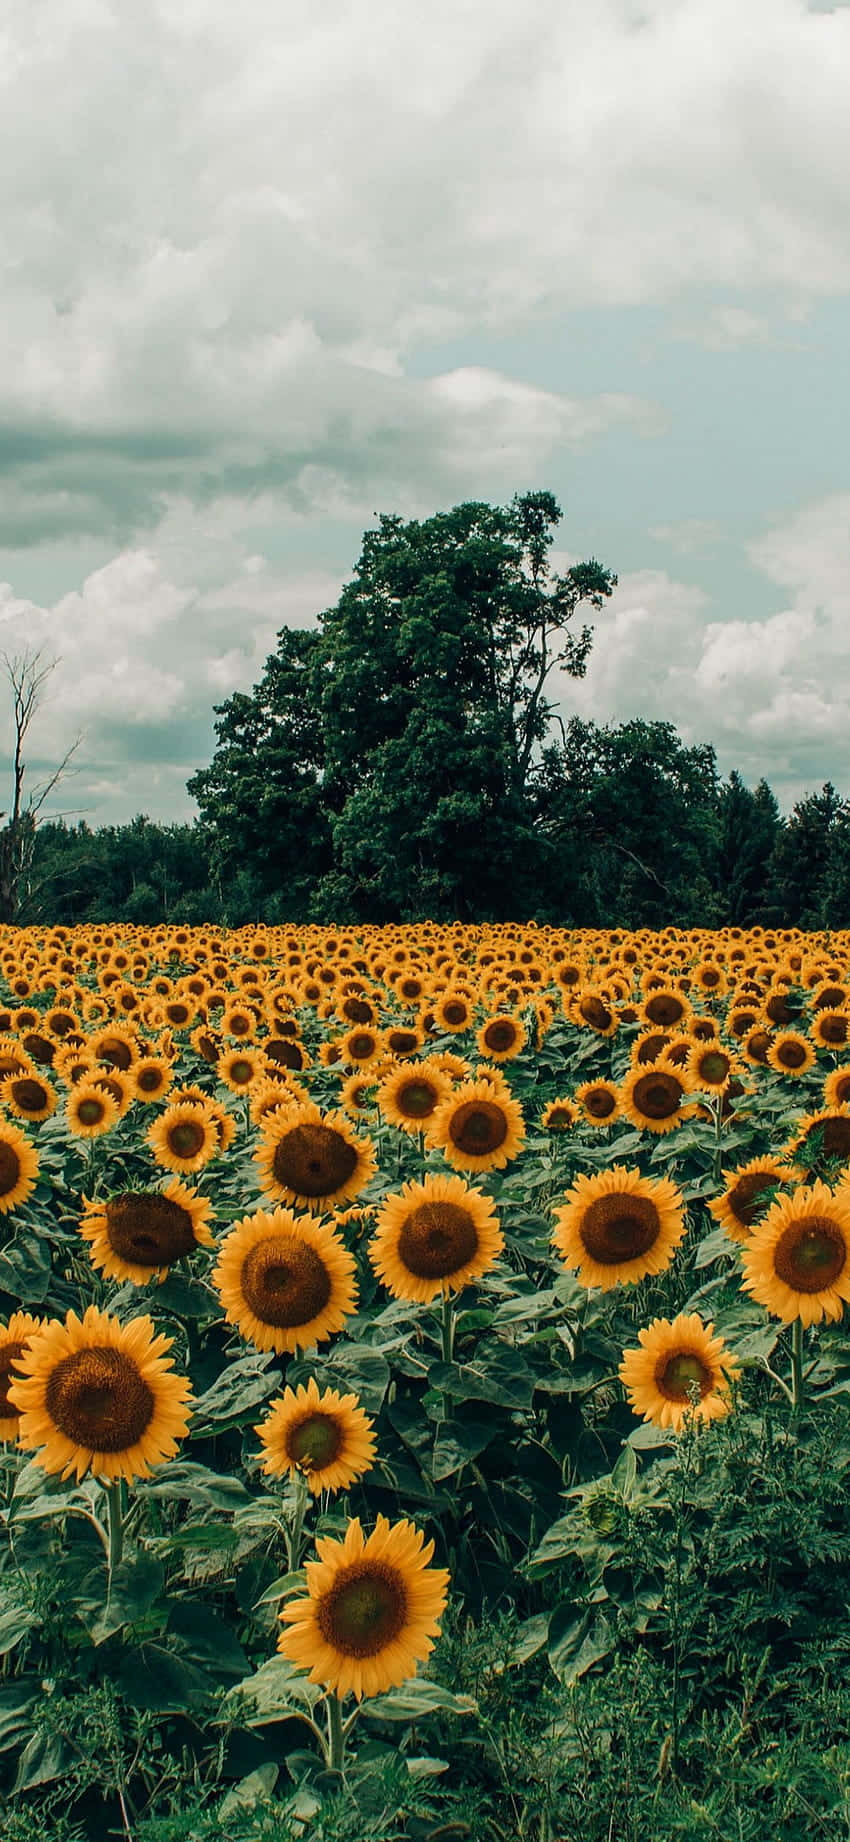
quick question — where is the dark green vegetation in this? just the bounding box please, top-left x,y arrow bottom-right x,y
5,489 -> 850,927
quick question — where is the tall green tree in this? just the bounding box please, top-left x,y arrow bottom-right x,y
187,628 -> 331,920
715,771 -> 781,925
534,718 -> 722,927
762,782 -> 847,928
189,491 -> 618,921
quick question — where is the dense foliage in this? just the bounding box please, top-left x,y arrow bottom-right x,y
3,920 -> 850,1839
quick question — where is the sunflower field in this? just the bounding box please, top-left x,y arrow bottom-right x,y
3,922 -> 850,1841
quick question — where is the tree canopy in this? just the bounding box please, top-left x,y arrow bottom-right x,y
188,490 -> 618,921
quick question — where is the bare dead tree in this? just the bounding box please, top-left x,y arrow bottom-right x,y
0,647 -> 83,924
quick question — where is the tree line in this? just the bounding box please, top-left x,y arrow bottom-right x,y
6,490 -> 850,930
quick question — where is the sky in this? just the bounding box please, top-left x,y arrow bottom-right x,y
1,0 -> 849,829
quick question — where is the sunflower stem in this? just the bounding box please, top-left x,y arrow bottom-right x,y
440,1288 -> 456,1365
326,1691 -> 346,1773
790,1317 -> 805,1418
711,1097 -> 725,1183
105,1480 -> 124,1581
285,1470 -> 310,1573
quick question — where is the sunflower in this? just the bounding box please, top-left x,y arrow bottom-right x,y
707,1156 -> 790,1243
92,1069 -> 135,1119
189,1024 -> 222,1065
131,1055 -> 175,1104
809,1009 -> 850,1052
338,1072 -> 379,1121
741,1025 -> 774,1067
740,1183 -> 850,1324
824,1066 -> 850,1111
782,1106 -> 850,1174
369,1173 -> 504,1304
619,1062 -> 691,1135
264,1036 -> 311,1073
0,1313 -> 42,1441
574,1080 -> 621,1126
278,1514 -> 450,1701
631,1029 -> 673,1068
248,1075 -> 307,1128
475,1013 -> 527,1062
619,1314 -> 740,1431
65,1078 -> 121,1140
685,1040 -> 743,1094
8,1304 -> 193,1483
384,1025 -> 425,1059
641,988 -> 692,1030
254,1101 -> 376,1213
216,1046 -> 268,1094
255,1377 -> 376,1495
88,1027 -> 140,1072
552,1165 -> 686,1290
541,1097 -> 578,1132
378,1064 -> 451,1134
0,1070 -> 59,1123
433,991 -> 475,1034
220,1003 -> 259,1041
339,1026 -> 384,1068
212,1207 -> 358,1354
0,1112 -> 40,1215
765,1032 -> 818,1077
427,1076 -> 525,1174
147,1100 -> 221,1175
79,1180 -> 215,1285
570,990 -> 618,1037
426,1052 -> 472,1084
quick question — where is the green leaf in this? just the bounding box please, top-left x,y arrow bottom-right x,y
218,1763 -> 279,1817
0,1599 -> 37,1657
548,1606 -> 613,1685
406,1756 -> 450,1779
0,1231 -> 53,1303
167,1601 -> 249,1683
431,1416 -> 498,1481
729,1322 -> 783,1362
74,1549 -> 165,1644
13,1728 -> 77,1792
509,1612 -> 550,1666
117,1642 -> 212,1714
0,1683 -> 37,1752
627,1420 -> 677,1450
313,1343 -> 391,1413
364,1678 -> 478,1722
220,1655 -> 323,1726
694,1226 -> 736,1269
610,1445 -> 638,1499
138,1460 -> 252,1509
428,1344 -> 535,1410
190,1356 -> 280,1432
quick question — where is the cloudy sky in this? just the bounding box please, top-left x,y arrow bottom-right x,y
1,0 -> 849,829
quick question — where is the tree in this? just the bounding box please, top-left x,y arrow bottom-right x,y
763,782 -> 847,928
715,772 -> 781,925
187,629 -> 332,921
0,648 -> 82,923
534,718 -> 722,927
190,491 -> 618,921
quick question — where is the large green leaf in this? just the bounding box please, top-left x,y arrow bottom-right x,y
189,1355 -> 280,1432
138,1460 -> 253,1510
431,1414 -> 499,1481
547,1604 -> 613,1684
73,1548 -> 165,1645
220,1655 -> 323,1726
364,1678 -> 478,1721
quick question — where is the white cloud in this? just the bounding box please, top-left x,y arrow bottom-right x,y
0,0 -> 848,540
558,493 -> 850,809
